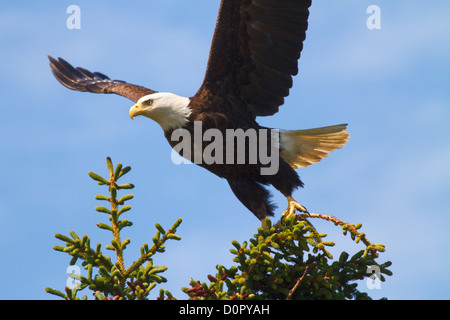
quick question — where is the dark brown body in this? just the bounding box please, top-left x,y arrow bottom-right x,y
164,93 -> 303,219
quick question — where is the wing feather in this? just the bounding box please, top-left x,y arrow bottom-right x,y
198,0 -> 311,118
48,56 -> 156,103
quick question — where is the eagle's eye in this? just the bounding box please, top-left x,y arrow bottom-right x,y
146,100 -> 153,106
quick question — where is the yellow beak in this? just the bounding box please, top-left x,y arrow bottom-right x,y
129,104 -> 139,120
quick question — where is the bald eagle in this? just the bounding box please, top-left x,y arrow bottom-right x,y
49,0 -> 349,224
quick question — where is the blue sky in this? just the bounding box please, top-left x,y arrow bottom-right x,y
1,1 -> 449,300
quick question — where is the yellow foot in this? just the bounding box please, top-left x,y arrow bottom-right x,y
282,196 -> 309,218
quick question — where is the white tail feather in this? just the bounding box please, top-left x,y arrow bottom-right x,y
279,124 -> 349,169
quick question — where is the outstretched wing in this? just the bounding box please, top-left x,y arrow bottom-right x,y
198,0 -> 311,118
48,56 -> 157,103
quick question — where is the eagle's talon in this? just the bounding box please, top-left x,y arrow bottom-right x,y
283,196 -> 309,218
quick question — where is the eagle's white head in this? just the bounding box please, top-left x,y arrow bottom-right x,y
129,92 -> 192,131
